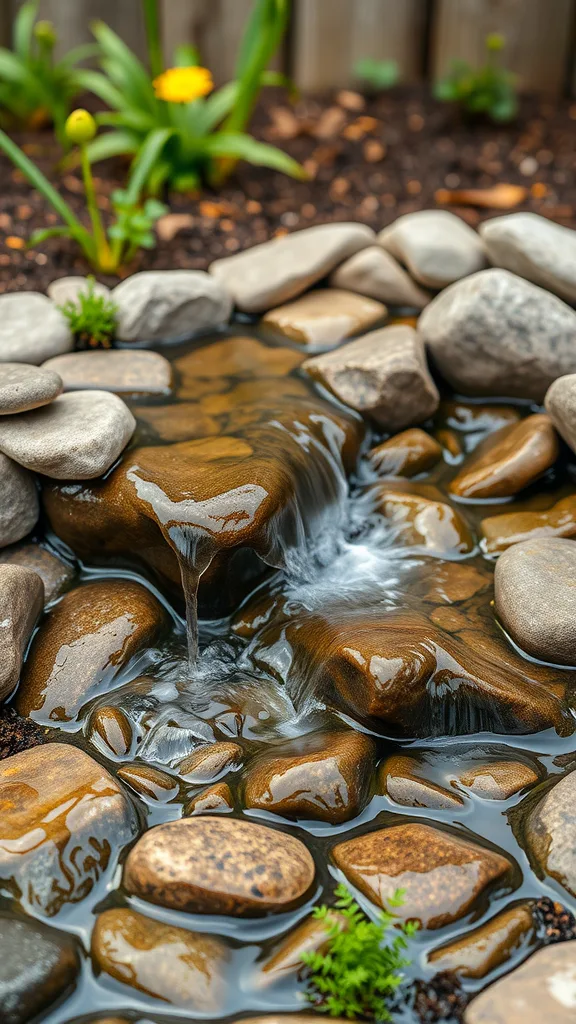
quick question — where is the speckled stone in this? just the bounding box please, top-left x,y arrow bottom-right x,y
458,760 -> 539,800
177,741 -> 243,782
0,363 -> 62,414
368,428 -> 442,478
521,768 -> 576,898
428,903 -> 535,978
0,913 -> 80,1024
124,816 -> 316,916
185,782 -> 234,815
43,349 -> 172,395
0,541 -> 73,603
0,455 -> 39,549
465,943 -> 576,1023
449,414 -> 558,499
0,564 -> 43,701
379,754 -> 464,810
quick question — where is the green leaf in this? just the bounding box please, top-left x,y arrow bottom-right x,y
0,48 -> 38,88
173,43 -> 200,67
91,20 -> 157,113
354,57 -> 399,90
84,129 -> 139,164
14,0 -> 38,62
124,126 -> 173,202
28,225 -> 72,245
75,68 -> 126,110
59,42 -> 100,67
205,131 -> 306,178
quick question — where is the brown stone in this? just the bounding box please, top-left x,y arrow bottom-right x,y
185,782 -> 234,815
368,428 -> 442,478
520,769 -> 576,898
43,350 -> 172,395
371,482 -> 474,553
0,541 -> 74,604
333,822 -> 511,928
458,760 -> 539,799
91,907 -> 228,1010
174,337 -> 303,394
263,288 -> 386,349
88,705 -> 133,758
465,943 -> 576,1023
437,400 -> 522,449
449,414 -> 558,499
428,903 -> 535,978
0,565 -> 43,701
379,754 -> 464,810
0,913 -> 80,1023
177,741 -> 243,782
482,494 -> 576,554
253,911 -> 346,990
133,401 -> 220,442
117,764 -> 180,802
124,816 -> 315,916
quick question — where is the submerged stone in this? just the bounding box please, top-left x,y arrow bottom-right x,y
379,754 -> 464,810
368,428 -> 442,478
253,911 -> 346,990
185,782 -> 234,814
177,741 -> 243,782
449,414 -> 558,499
481,494 -> 576,554
371,482 -> 474,554
428,902 -> 535,978
0,914 -> 80,1024
458,759 -> 539,799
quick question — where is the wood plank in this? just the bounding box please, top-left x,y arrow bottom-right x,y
160,0 -> 266,84
11,0 -> 147,61
432,0 -> 575,96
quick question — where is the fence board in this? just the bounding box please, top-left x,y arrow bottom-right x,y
11,0 -> 147,60
432,0 -> 575,95
160,0 -> 264,84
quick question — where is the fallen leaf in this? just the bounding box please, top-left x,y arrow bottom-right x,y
156,213 -> 194,242
434,183 -> 528,209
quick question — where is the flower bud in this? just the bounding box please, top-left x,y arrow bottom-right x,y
486,32 -> 505,52
34,19 -> 56,47
65,109 -> 97,145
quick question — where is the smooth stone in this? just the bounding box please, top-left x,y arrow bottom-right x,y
117,764 -> 180,802
428,903 -> 535,979
243,729 -> 375,824
0,391 -> 135,480
92,907 -> 228,1011
209,222 -> 375,313
177,741 -> 243,782
521,768 -> 576,897
378,210 -> 487,289
0,565 -> 43,701
330,245 -> 430,308
0,293 -> 72,365
372,482 -> 474,554
43,350 -> 172,395
0,542 -> 73,603
495,538 -> 576,665
0,363 -> 62,414
303,324 -> 439,431
439,400 -> 522,452
482,495 -> 576,554
333,822 -> 511,929
0,914 -> 80,1024
465,943 -> 576,1023
185,782 -> 234,815
262,288 -> 386,349
449,414 -> 558,499
0,454 -> 39,548
253,911 -> 346,990
480,212 -> 576,303
0,743 -> 137,915
458,760 -> 539,799
88,705 -> 133,758
545,373 -> 576,454
368,428 -> 442,477
47,276 -> 110,306
419,269 -> 576,401
113,270 -> 232,343
16,579 -> 167,723
379,754 -> 464,810
124,816 -> 315,916
134,401 -> 219,442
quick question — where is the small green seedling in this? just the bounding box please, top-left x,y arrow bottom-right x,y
435,33 -> 518,123
354,58 -> 399,92
59,277 -> 118,349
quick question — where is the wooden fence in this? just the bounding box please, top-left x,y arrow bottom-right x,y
6,0 -> 576,97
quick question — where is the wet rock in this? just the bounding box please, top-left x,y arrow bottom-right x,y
262,288 -> 386,349
239,1019 -> 350,1024
372,482 -> 474,554
419,269 -> 576,401
449,414 -> 558,499
0,564 -> 43,701
0,454 -> 39,548
368,428 -> 442,478
92,907 -> 228,1011
303,324 -> 439,431
0,743 -> 137,915
333,822 -> 511,928
465,943 -> 576,1023
429,903 -> 535,979
0,707 -> 44,760
113,270 -> 232,342
483,495 -> 576,554
47,275 -> 110,305
117,764 -> 180,802
0,541 -> 73,603
480,212 -> 576,303
0,391 -> 135,479
0,913 -> 80,1024
521,768 -> 576,897
545,373 -> 576,454
0,362 -> 62,414
379,210 -> 487,288
458,760 -> 539,799
177,741 -> 243,782
253,911 -> 346,990
133,400 -> 219,442
88,705 -> 133,758
379,754 -> 464,810
185,782 -> 234,814
175,336 -> 303,394
209,222 -> 375,313
0,293 -> 72,364
330,245 -> 430,308
15,579 -> 167,723
43,350 -> 172,395
243,729 -> 375,823
124,816 -> 315,916
438,400 -> 522,453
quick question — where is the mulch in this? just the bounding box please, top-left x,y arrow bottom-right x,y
0,84 -> 575,292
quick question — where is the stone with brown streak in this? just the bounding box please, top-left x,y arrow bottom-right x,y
437,400 -> 522,452
177,741 -> 242,782
448,414 -> 558,499
117,764 -> 180,802
428,903 -> 535,978
253,911 -> 346,990
263,288 -> 386,349
44,350 -> 172,395
481,494 -> 576,554
330,245 -> 430,308
124,816 -> 315,916
368,428 -> 442,478
520,768 -> 576,898
458,760 -> 539,799
0,541 -> 73,603
88,705 -> 133,758
185,783 -> 234,815
133,401 -> 220,442
0,565 -> 43,701
372,482 -> 474,554
465,943 -> 576,1023
379,754 -> 464,810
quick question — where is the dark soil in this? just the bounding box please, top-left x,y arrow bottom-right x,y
0,85 -> 575,292
534,896 -> 576,943
412,971 -> 468,1023
0,706 -> 45,759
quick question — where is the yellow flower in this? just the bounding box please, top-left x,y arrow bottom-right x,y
65,109 -> 97,145
153,66 -> 213,104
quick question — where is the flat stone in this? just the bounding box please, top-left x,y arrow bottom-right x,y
124,816 -> 315,916
545,373 -> 576,454
15,579 -> 167,723
0,454 -> 39,548
0,541 -> 73,603
0,391 -> 136,479
185,782 -> 234,815
92,907 -> 228,1010
368,428 -> 442,477
0,293 -> 72,364
521,768 -> 576,897
465,943 -> 576,1023
449,414 -> 559,499
458,760 -> 539,800
334,822 -> 510,928
379,754 -> 464,810
0,363 -> 62,414
0,743 -> 137,915
480,212 -> 576,303
0,913 -> 80,1024
43,350 -> 172,395
263,288 -> 386,349
243,729 -> 375,823
0,565 -> 43,701
253,911 -> 346,990
209,222 -> 375,313
330,245 -> 430,308
113,270 -> 232,343
177,741 -> 243,782
303,324 -> 439,431
495,538 -> 576,665
482,495 -> 576,554
372,482 -> 474,554
47,275 -> 111,306
419,269 -> 576,401
117,764 -> 180,802
378,210 -> 487,289
429,903 -> 535,979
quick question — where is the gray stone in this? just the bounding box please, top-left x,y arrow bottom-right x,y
0,542 -> 74,603
0,914 -> 80,1024
521,768 -> 576,897
0,293 -> 72,364
0,363 -> 62,414
330,245 -> 430,308
418,268 -> 576,401
303,323 -> 439,431
113,270 -> 232,343
0,454 -> 39,548
47,275 -> 111,306
0,391 -> 136,479
545,374 -> 576,453
43,350 -> 172,395
378,210 -> 487,289
209,222 -> 375,313
0,564 -> 43,701
465,943 -> 576,1023
481,212 -> 576,304
495,538 -> 576,665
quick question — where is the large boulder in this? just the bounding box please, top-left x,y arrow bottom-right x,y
481,212 -> 576,303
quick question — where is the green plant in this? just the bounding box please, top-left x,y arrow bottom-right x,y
0,0 -> 97,145
301,884 -> 417,1022
354,58 -> 399,92
58,276 -> 119,349
434,33 -> 518,123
